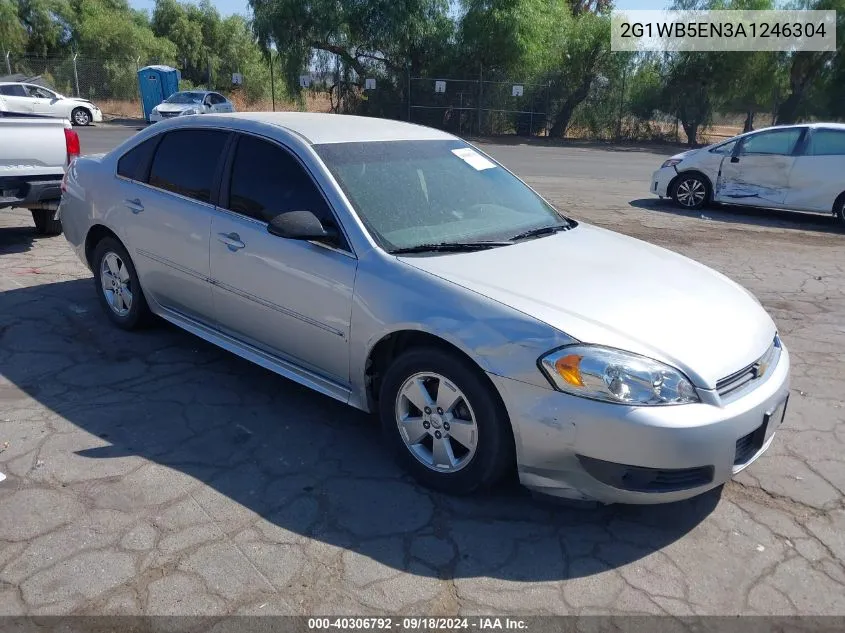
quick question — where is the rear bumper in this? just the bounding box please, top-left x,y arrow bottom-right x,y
0,176 -> 63,211
490,342 -> 790,504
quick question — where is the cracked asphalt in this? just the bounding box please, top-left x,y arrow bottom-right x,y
1,129 -> 844,617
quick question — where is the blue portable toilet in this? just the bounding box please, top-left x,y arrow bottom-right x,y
137,65 -> 181,122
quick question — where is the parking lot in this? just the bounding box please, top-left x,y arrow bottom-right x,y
1,126 -> 844,617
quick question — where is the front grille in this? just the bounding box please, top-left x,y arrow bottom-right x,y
577,455 -> 714,493
717,336 -> 780,398
159,111 -> 178,118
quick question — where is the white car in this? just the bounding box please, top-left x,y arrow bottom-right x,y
149,91 -> 235,122
0,82 -> 102,126
651,123 -> 845,223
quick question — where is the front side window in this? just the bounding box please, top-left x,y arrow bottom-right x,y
148,129 -> 228,202
739,129 -> 803,156
26,85 -> 55,99
315,140 -> 571,252
806,129 -> 845,156
227,134 -> 338,230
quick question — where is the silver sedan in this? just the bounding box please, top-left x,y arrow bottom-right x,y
58,113 -> 790,504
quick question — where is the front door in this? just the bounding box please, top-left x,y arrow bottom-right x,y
119,128 -> 230,322
209,133 -> 357,384
714,127 -> 805,207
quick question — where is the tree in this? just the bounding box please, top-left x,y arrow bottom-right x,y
0,0 -> 28,54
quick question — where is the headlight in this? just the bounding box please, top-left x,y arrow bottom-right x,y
181,108 -> 200,115
661,158 -> 683,168
538,345 -> 700,406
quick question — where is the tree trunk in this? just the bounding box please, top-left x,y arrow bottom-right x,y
742,110 -> 754,133
681,119 -> 698,147
775,91 -> 802,125
548,78 -> 592,138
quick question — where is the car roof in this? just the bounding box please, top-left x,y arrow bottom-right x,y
209,112 -> 456,145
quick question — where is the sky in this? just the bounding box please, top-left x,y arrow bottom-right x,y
128,0 -> 668,20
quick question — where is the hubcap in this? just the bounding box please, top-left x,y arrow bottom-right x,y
75,110 -> 89,125
395,372 -> 478,473
100,252 -> 133,317
676,178 -> 706,207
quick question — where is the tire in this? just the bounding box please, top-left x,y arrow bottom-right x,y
71,107 -> 92,126
834,194 -> 845,228
671,173 -> 710,211
91,237 -> 151,330
379,347 -> 514,495
30,209 -> 62,236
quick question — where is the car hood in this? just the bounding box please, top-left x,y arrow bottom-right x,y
398,223 -> 776,388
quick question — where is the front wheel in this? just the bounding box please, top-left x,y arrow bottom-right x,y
71,107 -> 92,126
379,347 -> 514,495
671,173 -> 710,210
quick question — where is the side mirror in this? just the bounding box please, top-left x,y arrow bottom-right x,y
267,210 -> 339,244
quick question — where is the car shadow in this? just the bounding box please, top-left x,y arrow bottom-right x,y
629,197 -> 843,234
0,225 -> 38,255
0,278 -> 722,583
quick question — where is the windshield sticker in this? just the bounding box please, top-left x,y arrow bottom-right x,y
451,148 -> 496,171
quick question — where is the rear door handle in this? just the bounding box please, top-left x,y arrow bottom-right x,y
217,232 -> 245,251
125,198 -> 144,213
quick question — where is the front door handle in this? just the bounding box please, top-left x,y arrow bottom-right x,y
125,198 -> 144,213
217,232 -> 245,251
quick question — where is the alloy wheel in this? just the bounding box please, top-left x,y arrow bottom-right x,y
675,177 -> 706,208
100,252 -> 133,317
394,372 -> 478,473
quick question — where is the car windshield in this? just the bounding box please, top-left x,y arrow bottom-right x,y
315,140 -> 572,253
165,92 -> 204,104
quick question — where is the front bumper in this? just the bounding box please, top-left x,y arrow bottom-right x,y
91,108 -> 103,123
651,166 -> 676,198
490,343 -> 790,504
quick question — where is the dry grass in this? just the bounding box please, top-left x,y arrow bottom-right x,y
98,93 -> 335,121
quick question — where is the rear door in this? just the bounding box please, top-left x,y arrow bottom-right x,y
117,128 -> 230,323
783,128 -> 845,213
0,84 -> 35,113
714,127 -> 806,207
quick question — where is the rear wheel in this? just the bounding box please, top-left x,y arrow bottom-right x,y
30,209 -> 62,236
379,347 -> 514,495
671,173 -> 710,210
835,194 -> 845,227
91,237 -> 151,330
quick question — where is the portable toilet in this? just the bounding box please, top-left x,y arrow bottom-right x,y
137,65 -> 181,122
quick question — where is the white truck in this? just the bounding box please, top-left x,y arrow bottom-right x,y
0,112 -> 80,235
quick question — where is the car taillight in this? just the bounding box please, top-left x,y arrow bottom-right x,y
64,128 -> 81,165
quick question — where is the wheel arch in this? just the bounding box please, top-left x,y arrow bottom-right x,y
84,224 -> 123,268
364,329 -> 507,416
832,190 -> 845,218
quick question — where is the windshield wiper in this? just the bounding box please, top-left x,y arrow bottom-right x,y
390,241 -> 513,254
508,223 -> 572,242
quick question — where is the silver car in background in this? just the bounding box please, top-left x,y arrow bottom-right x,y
149,90 -> 235,122
59,113 -> 790,504
651,123 -> 845,222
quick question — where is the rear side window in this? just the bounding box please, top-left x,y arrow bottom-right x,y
227,134 -> 335,228
117,136 -> 159,182
149,129 -> 228,203
806,129 -> 845,156
0,84 -> 27,97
